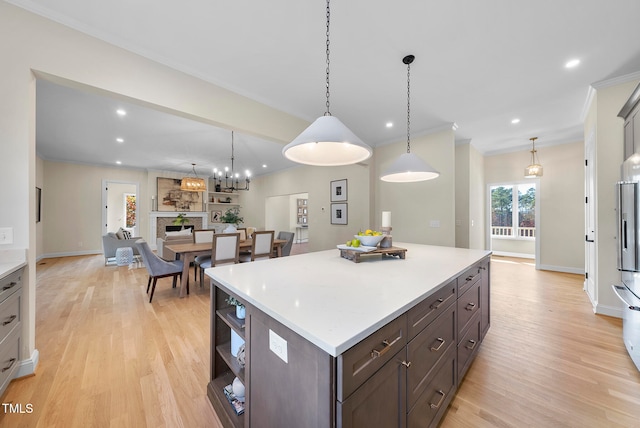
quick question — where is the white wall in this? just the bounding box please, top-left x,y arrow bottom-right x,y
586,79 -> 640,316
374,129 -> 456,247
454,142 -> 486,250
485,141 -> 585,273
243,165 -> 370,252
0,2 -> 308,372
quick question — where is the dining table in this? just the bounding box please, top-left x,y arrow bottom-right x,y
165,238 -> 288,298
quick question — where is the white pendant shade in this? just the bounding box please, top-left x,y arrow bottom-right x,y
380,152 -> 440,183
282,116 -> 372,166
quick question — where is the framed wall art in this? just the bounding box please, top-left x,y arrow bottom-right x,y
211,210 -> 222,223
330,179 -> 347,202
331,203 -> 348,225
157,177 -> 203,212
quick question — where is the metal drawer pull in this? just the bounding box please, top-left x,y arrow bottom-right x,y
2,358 -> 16,373
401,361 -> 412,368
465,339 -> 477,350
371,335 -> 402,358
430,390 -> 446,409
430,337 -> 445,352
430,298 -> 445,310
2,282 -> 17,291
479,266 -> 487,270
465,275 -> 475,281
2,315 -> 17,326
465,302 -> 476,311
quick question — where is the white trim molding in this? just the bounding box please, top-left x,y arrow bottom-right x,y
16,348 -> 39,379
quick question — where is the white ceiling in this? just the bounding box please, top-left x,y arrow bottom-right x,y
19,0 -> 640,178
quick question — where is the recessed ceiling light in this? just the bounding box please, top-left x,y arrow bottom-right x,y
116,109 -> 127,116
386,122 -> 393,128
116,138 -> 124,143
116,161 -> 122,165
262,164 -> 267,168
511,118 -> 520,124
565,59 -> 580,69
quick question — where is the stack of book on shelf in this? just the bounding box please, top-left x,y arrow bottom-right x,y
223,384 -> 245,415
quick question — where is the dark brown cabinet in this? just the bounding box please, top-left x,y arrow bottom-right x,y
208,256 -> 491,428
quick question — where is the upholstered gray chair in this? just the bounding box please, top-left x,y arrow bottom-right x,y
240,230 -> 274,262
135,239 -> 185,303
198,233 -> 241,284
276,231 -> 295,257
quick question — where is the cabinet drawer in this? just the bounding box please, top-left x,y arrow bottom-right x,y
338,353 -> 406,428
458,311 -> 481,382
406,302 -> 456,409
407,280 -> 456,339
338,314 -> 407,401
457,264 -> 482,297
0,288 -> 21,346
0,327 -> 20,395
0,268 -> 23,304
407,347 -> 456,428
457,279 -> 481,337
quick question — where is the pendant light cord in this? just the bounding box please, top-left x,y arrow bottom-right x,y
406,59 -> 411,154
325,0 -> 331,116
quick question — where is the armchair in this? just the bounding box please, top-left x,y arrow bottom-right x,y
102,232 -> 141,265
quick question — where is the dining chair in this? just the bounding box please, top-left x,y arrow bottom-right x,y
198,233 -> 241,284
135,239 -> 185,303
237,228 -> 247,241
193,229 -> 216,282
275,231 -> 295,257
240,230 -> 275,262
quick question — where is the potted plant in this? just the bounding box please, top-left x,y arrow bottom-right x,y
173,213 -> 190,229
226,296 -> 245,319
221,207 -> 243,227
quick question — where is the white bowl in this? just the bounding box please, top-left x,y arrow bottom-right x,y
355,234 -> 384,247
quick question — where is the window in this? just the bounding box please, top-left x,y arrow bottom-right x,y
490,183 -> 536,239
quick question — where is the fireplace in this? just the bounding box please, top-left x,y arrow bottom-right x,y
149,212 -> 208,250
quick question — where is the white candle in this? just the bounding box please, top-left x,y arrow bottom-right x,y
382,211 -> 391,228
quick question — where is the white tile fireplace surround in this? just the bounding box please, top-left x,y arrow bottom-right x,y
149,212 -> 209,250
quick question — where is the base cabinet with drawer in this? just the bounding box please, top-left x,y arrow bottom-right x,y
208,254 -> 490,428
0,266 -> 23,396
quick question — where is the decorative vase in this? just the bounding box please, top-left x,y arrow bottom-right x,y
236,305 -> 245,320
232,376 -> 245,400
231,330 -> 244,357
224,224 -> 237,233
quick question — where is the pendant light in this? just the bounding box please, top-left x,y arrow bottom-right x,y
380,55 -> 439,183
524,137 -> 543,178
282,0 -> 372,166
180,163 -> 206,191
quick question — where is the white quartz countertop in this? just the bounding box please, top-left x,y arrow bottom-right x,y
206,243 -> 491,357
0,249 -> 27,280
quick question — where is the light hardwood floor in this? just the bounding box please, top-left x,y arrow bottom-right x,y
0,255 -> 639,427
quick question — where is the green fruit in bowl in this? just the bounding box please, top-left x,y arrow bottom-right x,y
352,239 -> 361,248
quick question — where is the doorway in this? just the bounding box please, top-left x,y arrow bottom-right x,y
487,181 -> 540,263
265,192 -> 309,255
102,180 -> 139,236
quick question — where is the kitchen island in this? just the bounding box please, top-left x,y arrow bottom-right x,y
206,243 -> 491,428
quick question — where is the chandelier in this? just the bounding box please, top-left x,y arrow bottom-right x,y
180,163 -> 206,192
380,54 -> 439,183
212,131 -> 250,192
524,137 -> 543,178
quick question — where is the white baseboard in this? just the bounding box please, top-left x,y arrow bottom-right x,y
594,303 -> 622,319
40,250 -> 102,259
16,349 -> 39,378
491,251 -> 535,259
537,264 -> 585,275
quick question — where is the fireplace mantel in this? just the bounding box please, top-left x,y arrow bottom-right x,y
149,212 -> 209,250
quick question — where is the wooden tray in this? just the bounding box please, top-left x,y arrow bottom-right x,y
339,246 -> 407,263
